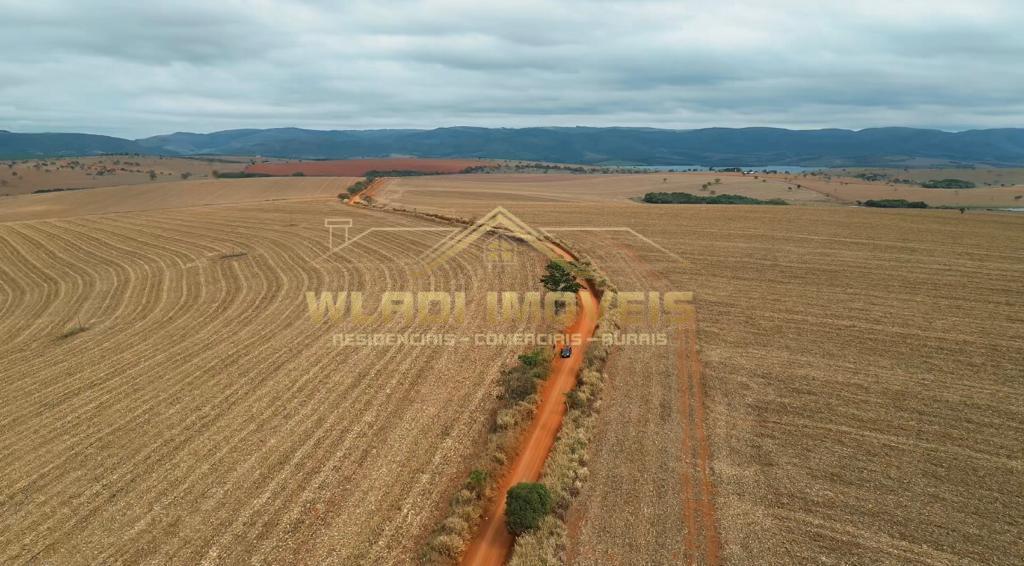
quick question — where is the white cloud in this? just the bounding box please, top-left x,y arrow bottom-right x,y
0,0 -> 1021,137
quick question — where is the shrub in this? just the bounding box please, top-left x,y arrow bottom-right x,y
500,365 -> 539,403
430,534 -> 465,558
505,483 -> 552,535
518,349 -> 546,369
468,469 -> 488,495
540,260 -> 582,293
508,516 -> 565,566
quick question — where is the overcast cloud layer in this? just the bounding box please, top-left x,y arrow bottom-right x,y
1,0 -> 1022,138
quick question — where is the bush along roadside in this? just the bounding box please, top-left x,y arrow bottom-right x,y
421,346 -> 553,563
508,262 -> 619,566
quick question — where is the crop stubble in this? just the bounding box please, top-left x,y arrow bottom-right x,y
0,188 -> 546,563
382,175 -> 1024,565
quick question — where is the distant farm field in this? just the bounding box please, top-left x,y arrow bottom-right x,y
244,157 -> 497,177
0,181 -> 546,563
0,177 -> 355,223
0,156 -> 247,196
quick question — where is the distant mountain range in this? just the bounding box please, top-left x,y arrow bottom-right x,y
3,126 -> 1024,167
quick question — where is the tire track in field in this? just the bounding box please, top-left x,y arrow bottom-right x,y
566,231 -> 721,566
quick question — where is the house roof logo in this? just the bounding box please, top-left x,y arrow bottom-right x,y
319,205 -> 685,270
420,207 -> 560,271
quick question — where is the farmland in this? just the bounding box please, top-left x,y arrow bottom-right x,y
1,169 -> 1022,565
0,156 -> 247,196
378,174 -> 1024,564
244,158 -> 498,177
0,177 -> 356,223
0,180 -> 548,563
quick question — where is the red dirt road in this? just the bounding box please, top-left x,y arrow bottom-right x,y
460,244 -> 600,566
347,178 -> 386,206
245,158 -> 496,177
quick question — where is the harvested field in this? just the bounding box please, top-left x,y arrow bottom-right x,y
379,175 -> 1024,564
0,184 -> 550,563
0,156 -> 246,196
837,167 -> 1024,188
794,173 -> 1024,208
244,158 -> 497,177
373,172 -> 831,214
0,177 -> 355,223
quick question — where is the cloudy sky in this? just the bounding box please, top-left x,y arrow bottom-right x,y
1,0 -> 1022,138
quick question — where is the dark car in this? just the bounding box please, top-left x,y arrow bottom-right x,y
559,345 -> 572,358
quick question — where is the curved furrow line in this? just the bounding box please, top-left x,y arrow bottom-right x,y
231,233 -> 488,561
0,244 -> 269,557
0,215 -> 242,484
1,213 -> 387,556
93,227 -> 382,561
0,232 -> 37,344
127,226 -> 436,560
0,225 -> 67,346
54,229 -> 401,562
0,217 -> 206,433
0,216 -> 188,399
255,230 -> 530,563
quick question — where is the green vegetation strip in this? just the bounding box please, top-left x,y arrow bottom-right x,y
863,199 -> 928,209
642,191 -> 787,205
922,178 -> 975,189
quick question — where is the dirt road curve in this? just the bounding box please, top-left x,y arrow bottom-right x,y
347,177 -> 386,206
460,243 -> 600,566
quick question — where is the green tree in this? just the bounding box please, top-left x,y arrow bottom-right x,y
540,260 -> 581,293
505,482 -> 551,535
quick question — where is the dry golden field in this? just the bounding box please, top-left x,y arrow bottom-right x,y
0,177 -> 355,223
372,172 -> 832,213
381,175 -> 1024,565
0,156 -> 247,196
838,167 -> 1024,187
792,171 -> 1024,208
0,182 -> 550,563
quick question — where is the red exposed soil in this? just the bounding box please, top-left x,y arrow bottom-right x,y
460,243 -> 600,566
244,158 -> 496,177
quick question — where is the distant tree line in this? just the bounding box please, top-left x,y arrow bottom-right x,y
862,199 -> 929,208
922,178 -> 975,189
642,192 -> 788,205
